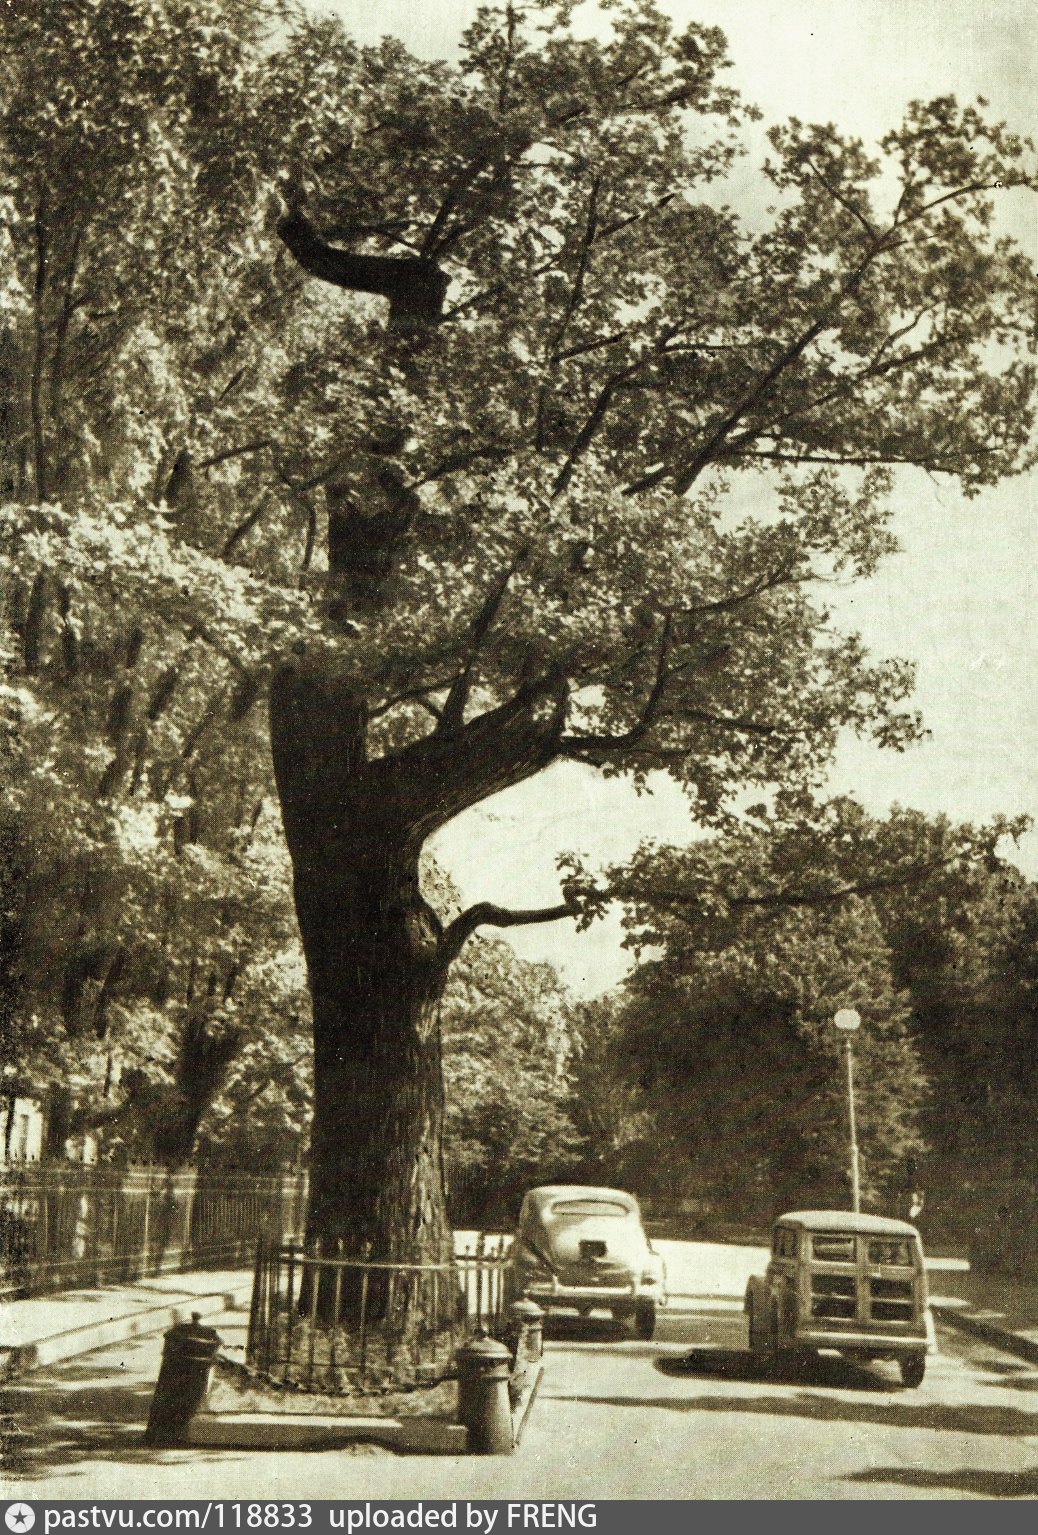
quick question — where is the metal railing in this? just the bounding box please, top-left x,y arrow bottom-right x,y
0,1163 -> 308,1298
245,1233 -> 511,1394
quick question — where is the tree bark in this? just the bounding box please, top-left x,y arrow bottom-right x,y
269,659 -> 454,1271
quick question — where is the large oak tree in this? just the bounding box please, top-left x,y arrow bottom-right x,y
2,0 -> 1036,1265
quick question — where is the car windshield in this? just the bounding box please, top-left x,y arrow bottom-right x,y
549,1199 -> 631,1219
811,1234 -> 856,1262
868,1239 -> 914,1266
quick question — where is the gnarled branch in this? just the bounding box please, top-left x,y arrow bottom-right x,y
439,897 -> 576,968
277,209 -> 449,326
561,614 -> 673,758
379,669 -> 570,842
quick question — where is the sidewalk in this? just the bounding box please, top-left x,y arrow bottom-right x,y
0,1268 -> 252,1375
928,1260 -> 1038,1364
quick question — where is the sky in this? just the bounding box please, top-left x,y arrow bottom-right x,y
322,0 -> 1038,994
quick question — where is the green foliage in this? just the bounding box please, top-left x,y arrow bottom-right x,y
582,798 -> 1038,1226
589,798 -> 1002,1216
0,571 -> 309,1158
1,0 -> 1036,1194
13,0 -> 1024,805
0,0 -> 314,1158
565,992 -> 672,1192
441,933 -> 582,1222
193,942 -> 313,1171
616,897 -> 923,1217
873,842 -> 1038,1232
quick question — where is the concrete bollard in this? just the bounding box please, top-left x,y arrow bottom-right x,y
508,1297 -> 545,1365
455,1330 -> 514,1455
144,1312 -> 221,1447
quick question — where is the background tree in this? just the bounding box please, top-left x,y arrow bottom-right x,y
2,0 -> 1036,1266
863,831 -> 1038,1250
589,796 -> 1029,1222
441,933 -> 582,1225
0,617 -> 310,1163
623,925 -> 918,1220
0,0 -> 311,1163
585,801 -> 924,1216
565,994 -> 662,1193
191,940 -> 313,1172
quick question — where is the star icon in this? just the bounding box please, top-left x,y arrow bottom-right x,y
5,1507 -> 35,1533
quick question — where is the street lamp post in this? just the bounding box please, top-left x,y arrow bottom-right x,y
834,1008 -> 862,1213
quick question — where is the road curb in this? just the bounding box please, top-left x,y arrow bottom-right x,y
0,1285 -> 252,1378
186,1410 -> 469,1455
511,1358 -> 544,1449
931,1300 -> 1038,1366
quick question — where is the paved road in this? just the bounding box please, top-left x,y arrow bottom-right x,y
4,1242 -> 1037,1500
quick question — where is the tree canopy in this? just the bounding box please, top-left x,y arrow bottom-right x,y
575,797 -> 1035,1222
8,0 -> 1034,815
441,932 -> 582,1223
1,0 -> 1036,1255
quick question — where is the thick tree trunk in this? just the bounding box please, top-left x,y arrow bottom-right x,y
308,976 -> 449,1263
269,659 -> 453,1270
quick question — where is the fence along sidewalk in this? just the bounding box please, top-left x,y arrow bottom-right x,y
0,1162 -> 307,1298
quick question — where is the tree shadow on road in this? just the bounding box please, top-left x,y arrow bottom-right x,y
542,1316 -> 626,1343
546,1348 -> 1038,1438
547,1384 -> 1038,1437
847,1465 -> 1038,1497
976,1363 -> 1038,1392
543,1315 -> 735,1353
1,1367 -> 244,1483
2,1373 -> 151,1481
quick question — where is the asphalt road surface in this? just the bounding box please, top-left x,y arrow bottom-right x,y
3,1241 -> 1037,1501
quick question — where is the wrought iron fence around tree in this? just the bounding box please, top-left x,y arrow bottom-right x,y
0,1163 -> 308,1298
244,1233 -> 511,1394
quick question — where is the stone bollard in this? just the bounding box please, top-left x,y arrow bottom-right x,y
508,1297 -> 545,1366
144,1312 -> 221,1447
455,1330 -> 514,1455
